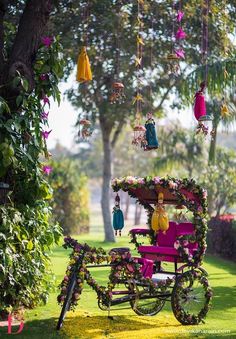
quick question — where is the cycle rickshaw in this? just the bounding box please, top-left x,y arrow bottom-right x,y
57,176 -> 212,330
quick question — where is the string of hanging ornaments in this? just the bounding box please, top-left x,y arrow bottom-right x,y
194,0 -> 214,138
220,0 -> 231,119
77,1 -> 93,140
165,0 -> 186,78
131,0 -> 158,151
109,3 -> 125,104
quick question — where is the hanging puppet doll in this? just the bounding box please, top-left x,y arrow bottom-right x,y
143,112 -> 159,151
151,192 -> 169,234
112,194 -> 124,236
194,82 -> 209,136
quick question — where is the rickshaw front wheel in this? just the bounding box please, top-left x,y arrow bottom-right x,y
171,269 -> 212,325
129,283 -> 166,316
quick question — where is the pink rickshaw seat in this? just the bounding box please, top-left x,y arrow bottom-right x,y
137,221 -> 197,263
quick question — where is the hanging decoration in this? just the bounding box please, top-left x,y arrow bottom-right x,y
78,118 -> 93,140
132,0 -> 146,148
194,0 -> 213,137
151,193 -> 169,234
76,2 -> 92,83
165,1 -> 186,77
110,7 -> 125,104
143,112 -> 159,151
220,0 -> 231,119
112,194 -> 124,236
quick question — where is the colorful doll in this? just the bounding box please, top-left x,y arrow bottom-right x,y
112,194 -> 124,236
144,112 -> 159,151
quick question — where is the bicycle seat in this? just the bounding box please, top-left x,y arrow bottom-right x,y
109,247 -> 130,254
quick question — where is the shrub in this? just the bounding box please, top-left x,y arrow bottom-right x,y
207,217 -> 236,261
49,159 -> 89,235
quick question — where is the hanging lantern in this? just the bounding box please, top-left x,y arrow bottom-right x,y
165,53 -> 180,77
112,194 -> 124,236
78,118 -> 93,140
143,112 -> 159,151
110,82 -> 125,104
132,124 -> 147,147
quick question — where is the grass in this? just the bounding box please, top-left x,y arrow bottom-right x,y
7,233 -> 236,339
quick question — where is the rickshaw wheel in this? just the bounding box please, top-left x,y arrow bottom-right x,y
171,269 -> 211,325
129,283 -> 166,316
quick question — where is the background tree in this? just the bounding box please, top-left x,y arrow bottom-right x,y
51,0 -> 236,241
49,158 -> 89,235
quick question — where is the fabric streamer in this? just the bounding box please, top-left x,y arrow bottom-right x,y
76,46 -> 92,83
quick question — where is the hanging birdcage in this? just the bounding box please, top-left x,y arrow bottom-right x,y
78,118 -> 93,140
132,124 -> 147,147
165,53 -> 180,77
110,82 -> 125,104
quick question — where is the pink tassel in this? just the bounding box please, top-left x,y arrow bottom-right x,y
194,82 -> 206,121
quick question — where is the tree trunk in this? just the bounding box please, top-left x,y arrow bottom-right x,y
100,125 -> 115,242
124,194 -> 130,220
208,122 -> 218,165
134,204 -> 142,226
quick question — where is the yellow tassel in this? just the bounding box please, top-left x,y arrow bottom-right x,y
221,103 -> 230,118
151,206 -> 159,232
76,46 -> 92,83
158,208 -> 169,234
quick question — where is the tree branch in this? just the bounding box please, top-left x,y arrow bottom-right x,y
111,120 -> 125,149
0,0 -> 8,73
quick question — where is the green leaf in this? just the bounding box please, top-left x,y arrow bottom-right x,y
27,240 -> 34,251
16,95 -> 23,107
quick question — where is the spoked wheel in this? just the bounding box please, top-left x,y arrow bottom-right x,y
129,282 -> 166,316
56,272 -> 77,330
171,269 -> 212,325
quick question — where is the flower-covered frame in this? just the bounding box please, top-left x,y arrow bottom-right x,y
111,176 -> 208,265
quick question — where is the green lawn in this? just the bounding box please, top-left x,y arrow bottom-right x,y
8,234 -> 236,339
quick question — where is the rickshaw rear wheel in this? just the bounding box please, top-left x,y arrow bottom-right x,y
129,283 -> 166,316
171,269 -> 212,325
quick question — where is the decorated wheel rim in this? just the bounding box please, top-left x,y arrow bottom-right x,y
171,269 -> 212,325
129,282 -> 166,316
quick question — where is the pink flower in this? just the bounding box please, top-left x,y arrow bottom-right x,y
153,176 -> 160,184
42,96 -> 50,105
177,10 -> 184,22
43,165 -> 52,175
188,254 -> 193,261
183,240 -> 189,246
203,190 -> 208,199
175,27 -> 187,40
175,48 -> 185,59
41,36 -> 53,47
169,181 -> 178,189
40,73 -> 49,81
41,111 -> 49,120
174,240 -> 180,249
137,178 -> 145,185
42,130 -> 52,139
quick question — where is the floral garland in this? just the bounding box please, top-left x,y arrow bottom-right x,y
58,237 -> 174,311
172,269 -> 213,325
111,176 -> 208,265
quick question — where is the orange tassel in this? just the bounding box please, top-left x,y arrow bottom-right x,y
76,46 -> 92,83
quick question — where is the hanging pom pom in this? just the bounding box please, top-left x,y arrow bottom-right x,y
112,194 -> 124,236
76,46 -> 92,83
194,82 -> 206,121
